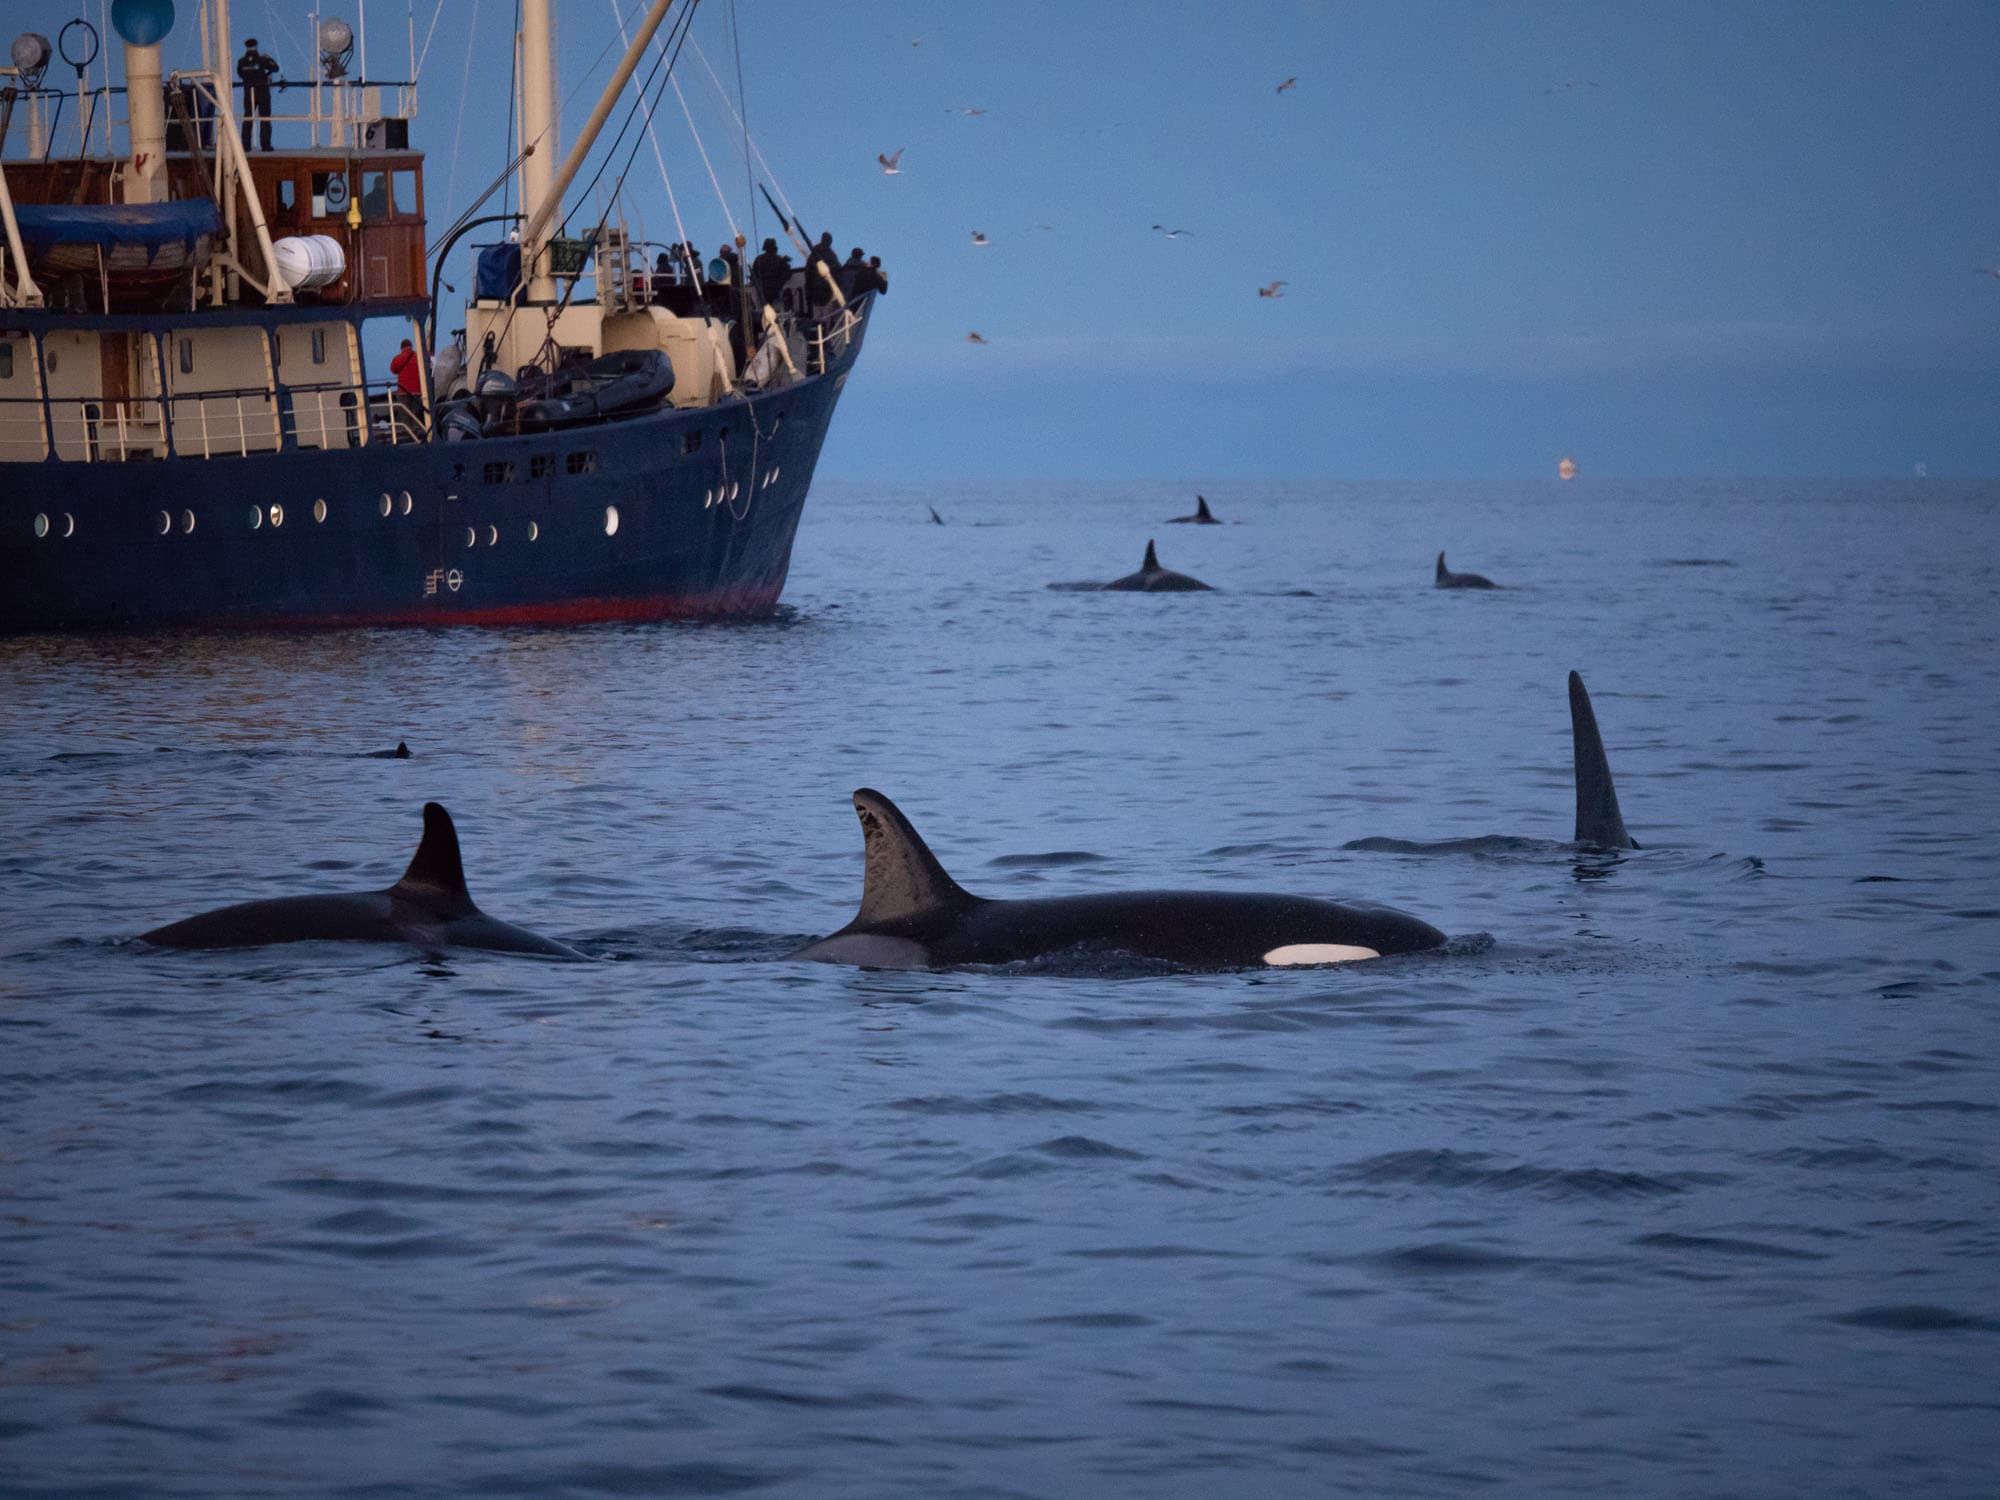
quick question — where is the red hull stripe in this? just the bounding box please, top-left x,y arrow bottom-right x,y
230,583 -> 785,629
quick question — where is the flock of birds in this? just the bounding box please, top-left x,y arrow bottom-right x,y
872,62 -> 1309,342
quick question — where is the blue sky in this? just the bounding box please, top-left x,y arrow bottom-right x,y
15,0 -> 2000,476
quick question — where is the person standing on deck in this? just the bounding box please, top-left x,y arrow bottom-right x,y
806,232 -> 840,311
389,339 -> 425,435
237,40 -> 282,152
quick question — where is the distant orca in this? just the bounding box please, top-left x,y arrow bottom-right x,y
141,802 -> 586,958
928,506 -> 945,525
1104,540 -> 1212,592
1569,671 -> 1637,849
362,740 -> 412,759
1166,494 -> 1221,524
1435,551 -> 1498,589
792,789 -> 1446,971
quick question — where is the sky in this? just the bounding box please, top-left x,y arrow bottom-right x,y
11,0 -> 2000,477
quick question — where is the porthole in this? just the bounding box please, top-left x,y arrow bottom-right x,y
463,526 -> 476,548
313,499 -> 328,523
247,505 -> 262,530
379,492 -> 393,517
604,505 -> 620,536
269,504 -> 284,527
399,491 -> 413,516
771,465 -> 780,484
528,521 -> 540,541
32,512 -> 49,538
486,525 -> 499,546
702,487 -> 713,507
61,513 -> 75,538
729,482 -> 740,501
181,510 -> 196,534
156,511 -> 171,535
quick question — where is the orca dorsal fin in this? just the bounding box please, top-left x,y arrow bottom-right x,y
1142,539 -> 1161,571
1436,551 -> 1448,580
1196,495 -> 1212,520
1569,672 -> 1637,849
850,789 -> 974,924
394,802 -> 476,913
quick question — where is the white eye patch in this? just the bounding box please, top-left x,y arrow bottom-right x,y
1262,943 -> 1381,967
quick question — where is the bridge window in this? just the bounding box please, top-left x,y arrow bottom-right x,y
483,461 -> 515,485
530,454 -> 555,479
359,172 -> 390,220
278,179 -> 296,213
392,170 -> 418,215
566,450 -> 596,475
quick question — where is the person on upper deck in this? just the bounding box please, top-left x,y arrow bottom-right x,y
389,339 -> 426,434
751,238 -> 792,306
716,243 -> 742,286
237,39 -> 281,152
837,247 -> 868,299
805,232 -> 840,310
865,255 -> 889,296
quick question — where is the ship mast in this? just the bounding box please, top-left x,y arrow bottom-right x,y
516,0 -> 677,304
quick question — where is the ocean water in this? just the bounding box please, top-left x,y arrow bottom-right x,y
2,477 -> 1997,1499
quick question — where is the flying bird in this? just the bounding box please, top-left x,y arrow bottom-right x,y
1977,265 -> 2000,280
1029,222 -> 1056,231
949,106 -> 990,116
877,148 -> 904,174
1257,280 -> 1288,298
970,230 -> 990,246
1543,79 -> 1600,94
1276,76 -> 1297,93
964,332 -> 988,344
1152,224 -> 1194,239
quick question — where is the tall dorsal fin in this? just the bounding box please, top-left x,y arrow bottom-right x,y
1195,495 -> 1212,520
394,802 -> 476,912
1569,672 -> 1637,849
850,788 -> 974,924
1436,550 -> 1448,580
1142,539 -> 1161,571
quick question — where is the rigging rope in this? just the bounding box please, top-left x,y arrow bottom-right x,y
688,35 -> 796,229
607,0 -> 702,286
668,73 -> 739,245
413,0 -> 448,79
442,0 -> 481,222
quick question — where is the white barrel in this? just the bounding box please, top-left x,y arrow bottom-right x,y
271,234 -> 347,291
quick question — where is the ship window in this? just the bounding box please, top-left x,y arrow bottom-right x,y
483,461 -> 515,485
392,170 -> 417,215
566,450 -> 596,475
463,527 -> 476,548
156,511 -> 170,535
604,506 -> 620,536
487,525 -> 499,546
682,430 -> 700,454
313,499 -> 328,523
179,338 -> 193,375
400,490 -> 414,515
311,328 -> 327,365
359,172 -> 390,220
33,513 -> 48,538
0,342 -> 11,380
530,453 -> 555,479
181,509 -> 195,534
379,492 -> 393,517
278,179 -> 296,213
528,521 -> 540,541
44,348 -> 58,375
248,505 -> 262,530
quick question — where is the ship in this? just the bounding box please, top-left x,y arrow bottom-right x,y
0,0 -> 873,631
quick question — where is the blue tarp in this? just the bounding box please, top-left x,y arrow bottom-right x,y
12,199 -> 223,263
475,244 -> 523,303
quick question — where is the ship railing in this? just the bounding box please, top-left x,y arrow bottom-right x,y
0,394 -> 51,461
806,301 -> 864,377
282,377 -> 429,448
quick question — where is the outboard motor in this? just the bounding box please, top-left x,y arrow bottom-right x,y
438,403 -> 483,442
473,369 -> 517,436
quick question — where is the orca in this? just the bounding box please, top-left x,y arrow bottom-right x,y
1569,671 -> 1637,849
1103,540 -> 1212,592
1435,551 -> 1498,589
140,802 -> 587,958
792,789 -> 1446,972
362,740 -> 412,759
927,505 -> 945,526
1166,494 -> 1221,524
1340,671 -> 1639,854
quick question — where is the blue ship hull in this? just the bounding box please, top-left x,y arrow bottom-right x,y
0,321 -> 866,633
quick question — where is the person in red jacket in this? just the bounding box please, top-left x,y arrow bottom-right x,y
389,338 -> 425,436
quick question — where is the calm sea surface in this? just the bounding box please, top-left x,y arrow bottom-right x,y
3,477 -> 1997,1498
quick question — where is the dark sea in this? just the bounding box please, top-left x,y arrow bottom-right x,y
3,477 -> 1997,1499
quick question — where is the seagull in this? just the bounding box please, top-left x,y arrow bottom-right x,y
1152,224 -> 1194,239
964,332 -> 988,344
949,106 -> 990,116
970,230 -> 990,247
1029,222 -> 1056,231
1257,280 -> 1288,298
1276,76 -> 1297,93
1977,265 -> 2000,280
1543,79 -> 1599,94
877,148 -> 904,174
910,33 -> 928,47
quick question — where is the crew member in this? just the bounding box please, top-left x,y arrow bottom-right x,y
750,237 -> 792,308
237,39 -> 281,152
389,338 -> 426,435
805,231 -> 839,310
